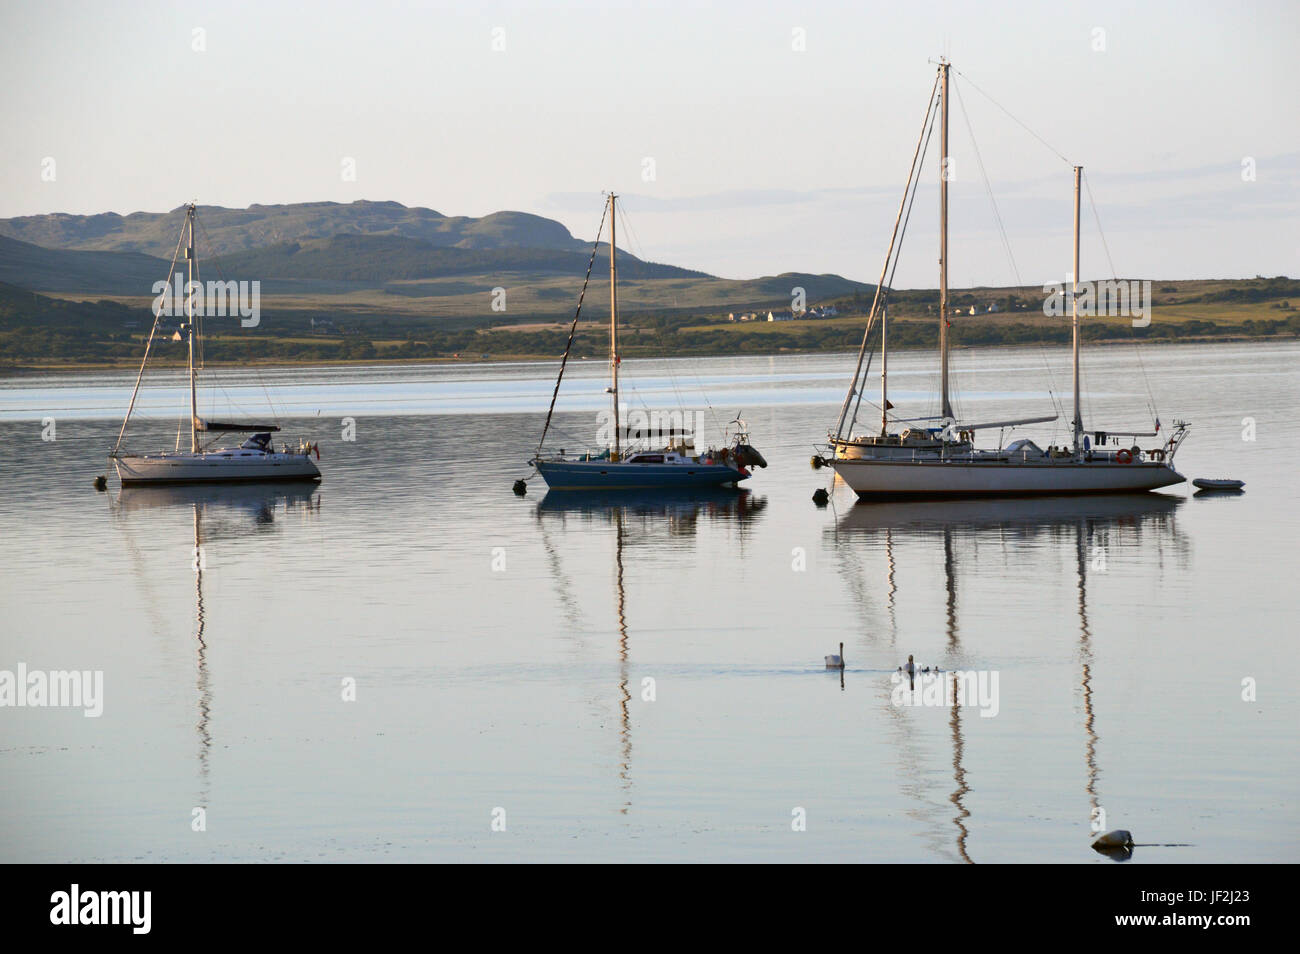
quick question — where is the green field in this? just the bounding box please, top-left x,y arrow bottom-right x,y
2,275 -> 1296,372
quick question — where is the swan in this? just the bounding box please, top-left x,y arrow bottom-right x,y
825,642 -> 845,669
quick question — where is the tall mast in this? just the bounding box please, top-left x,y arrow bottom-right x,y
880,300 -> 888,434
608,193 -> 620,461
186,204 -> 198,453
1071,165 -> 1083,453
938,59 -> 952,420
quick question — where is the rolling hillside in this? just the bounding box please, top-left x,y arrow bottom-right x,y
0,235 -> 168,294
0,201 -> 600,258
0,200 -> 875,318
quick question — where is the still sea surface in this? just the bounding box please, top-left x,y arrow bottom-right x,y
1,341 -> 1296,862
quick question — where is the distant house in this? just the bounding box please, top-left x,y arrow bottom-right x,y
987,302 -> 999,313
311,317 -> 338,334
768,311 -> 794,322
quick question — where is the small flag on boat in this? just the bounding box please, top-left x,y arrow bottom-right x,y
1155,418 -> 1161,432
885,400 -> 895,410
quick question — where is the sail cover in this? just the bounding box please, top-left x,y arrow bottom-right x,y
195,418 -> 281,433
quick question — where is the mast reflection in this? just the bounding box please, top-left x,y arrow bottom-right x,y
113,483 -> 321,810
829,492 -> 1186,863
536,488 -> 766,813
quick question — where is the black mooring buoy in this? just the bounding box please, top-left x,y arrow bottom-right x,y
93,475 -> 108,492
812,487 -> 829,507
512,479 -> 528,496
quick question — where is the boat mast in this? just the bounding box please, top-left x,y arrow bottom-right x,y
1071,166 -> 1082,453
938,59 -> 952,420
880,301 -> 888,434
186,203 -> 198,453
609,192 -> 620,461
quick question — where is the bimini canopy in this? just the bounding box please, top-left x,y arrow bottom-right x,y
1004,438 -> 1045,456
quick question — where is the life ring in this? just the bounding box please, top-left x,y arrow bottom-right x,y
1116,448 -> 1133,464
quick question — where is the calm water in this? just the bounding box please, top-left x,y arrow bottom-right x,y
1,342 -> 1296,862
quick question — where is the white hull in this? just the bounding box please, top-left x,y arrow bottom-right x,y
832,457 -> 1184,498
833,439 -> 969,460
114,451 -> 321,485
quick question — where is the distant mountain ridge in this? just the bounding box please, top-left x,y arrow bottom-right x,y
0,200 -> 599,259
0,200 -> 876,316
209,234 -> 706,282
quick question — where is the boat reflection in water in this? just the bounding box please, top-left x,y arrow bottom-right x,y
535,487 -> 766,529
536,489 -> 766,812
112,483 -> 321,808
829,492 -> 1186,863
116,482 -> 321,529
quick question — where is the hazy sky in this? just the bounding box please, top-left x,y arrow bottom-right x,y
2,0 -> 1296,286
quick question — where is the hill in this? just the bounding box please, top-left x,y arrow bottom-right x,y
0,235 -> 169,294
208,234 -> 706,283
0,200 -> 602,258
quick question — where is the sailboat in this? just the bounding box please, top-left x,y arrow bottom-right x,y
827,62 -> 1188,499
530,193 -> 766,491
110,204 -> 321,486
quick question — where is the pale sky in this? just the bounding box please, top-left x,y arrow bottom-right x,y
1,0 -> 1296,286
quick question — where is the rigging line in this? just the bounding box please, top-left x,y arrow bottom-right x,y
690,363 -> 725,445
952,66 -> 1073,167
113,221 -> 187,455
849,97 -> 938,435
952,78 -> 1021,288
535,200 -> 611,457
1083,170 -> 1158,424
616,196 -> 694,437
613,195 -> 652,317
195,212 -> 284,426
953,73 -> 1066,423
835,72 -> 941,441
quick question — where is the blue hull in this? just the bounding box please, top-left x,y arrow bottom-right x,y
535,459 -> 749,491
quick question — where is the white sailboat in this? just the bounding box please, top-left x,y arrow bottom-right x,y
530,193 -> 766,491
828,62 -> 1188,499
110,204 -> 321,486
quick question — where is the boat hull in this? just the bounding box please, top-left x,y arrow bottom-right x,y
535,459 -> 748,491
832,438 -> 970,460
831,457 -> 1184,499
114,452 -> 321,485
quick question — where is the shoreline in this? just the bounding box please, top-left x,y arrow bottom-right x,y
1,332 -> 1293,377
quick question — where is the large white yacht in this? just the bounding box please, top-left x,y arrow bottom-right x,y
826,61 -> 1187,499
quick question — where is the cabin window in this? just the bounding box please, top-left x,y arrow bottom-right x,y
630,454 -> 664,464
